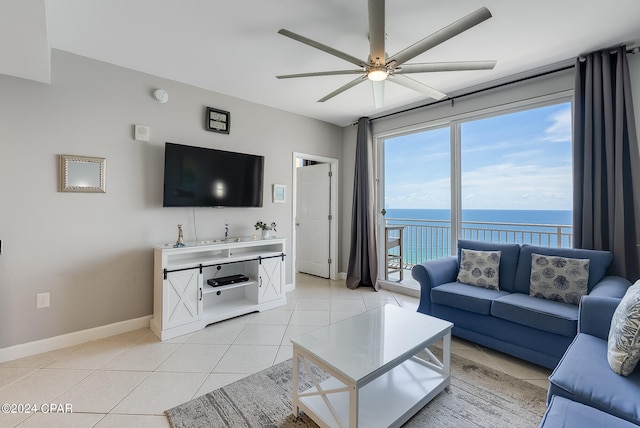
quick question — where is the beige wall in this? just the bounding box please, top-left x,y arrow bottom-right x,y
0,50 -> 342,349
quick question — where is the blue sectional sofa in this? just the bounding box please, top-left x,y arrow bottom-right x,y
539,396 -> 638,428
540,294 -> 640,427
412,240 -> 631,369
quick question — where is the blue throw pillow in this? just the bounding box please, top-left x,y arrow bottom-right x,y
457,240 -> 520,292
529,253 -> 590,305
608,280 -> 640,376
457,249 -> 501,290
514,245 -> 612,295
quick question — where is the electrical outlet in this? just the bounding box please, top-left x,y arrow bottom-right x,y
36,292 -> 50,309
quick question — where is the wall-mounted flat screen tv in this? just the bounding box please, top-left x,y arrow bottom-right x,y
163,142 -> 264,207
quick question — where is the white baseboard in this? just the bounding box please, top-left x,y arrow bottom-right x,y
338,272 -> 347,280
0,315 -> 152,364
285,282 -> 294,293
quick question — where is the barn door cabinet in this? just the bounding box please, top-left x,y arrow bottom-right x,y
151,238 -> 286,341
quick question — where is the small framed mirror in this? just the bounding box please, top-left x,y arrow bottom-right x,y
59,155 -> 106,193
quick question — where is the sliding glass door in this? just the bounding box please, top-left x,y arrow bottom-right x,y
381,126 -> 451,283
378,99 -> 573,288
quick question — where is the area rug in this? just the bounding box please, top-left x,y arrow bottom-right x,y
166,353 -> 547,427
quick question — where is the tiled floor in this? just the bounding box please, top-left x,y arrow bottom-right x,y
0,273 -> 551,427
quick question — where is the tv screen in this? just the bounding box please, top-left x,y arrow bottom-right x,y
163,142 -> 264,207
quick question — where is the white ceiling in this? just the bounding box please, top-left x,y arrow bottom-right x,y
4,0 -> 640,126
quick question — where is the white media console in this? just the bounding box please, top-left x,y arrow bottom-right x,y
150,238 -> 287,341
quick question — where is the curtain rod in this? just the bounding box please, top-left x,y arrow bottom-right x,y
362,45 -> 640,124
367,45 -> 639,124
368,63 -> 575,123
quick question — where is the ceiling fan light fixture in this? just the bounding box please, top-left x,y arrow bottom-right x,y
367,66 -> 388,81
276,4 -> 496,106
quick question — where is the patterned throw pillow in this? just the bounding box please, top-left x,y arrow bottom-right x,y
457,249 -> 501,290
529,253 -> 589,305
608,281 -> 640,376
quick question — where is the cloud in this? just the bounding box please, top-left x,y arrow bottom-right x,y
461,139 -> 519,154
384,103 -> 573,210
460,163 -> 572,210
385,177 -> 451,208
386,161 -> 572,210
543,107 -> 572,142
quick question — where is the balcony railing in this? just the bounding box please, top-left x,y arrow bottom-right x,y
385,218 -> 573,267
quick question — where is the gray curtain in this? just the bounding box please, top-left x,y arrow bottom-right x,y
347,117 -> 379,290
573,46 -> 640,281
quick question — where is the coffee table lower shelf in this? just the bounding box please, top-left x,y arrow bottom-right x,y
295,357 -> 449,428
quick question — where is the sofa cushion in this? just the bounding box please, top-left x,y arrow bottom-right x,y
458,240 -> 521,292
431,282 -> 509,315
529,253 -> 590,305
608,281 -> 640,376
491,293 -> 578,337
456,249 -> 501,290
548,333 -> 640,424
513,245 -> 612,295
540,395 -> 639,428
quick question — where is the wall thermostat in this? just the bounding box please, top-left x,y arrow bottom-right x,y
134,125 -> 150,142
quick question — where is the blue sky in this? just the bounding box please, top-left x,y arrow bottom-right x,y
384,102 -> 573,211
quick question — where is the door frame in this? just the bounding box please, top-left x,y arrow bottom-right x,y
292,152 -> 339,286
373,124 -> 448,294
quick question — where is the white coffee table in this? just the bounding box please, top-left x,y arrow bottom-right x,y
291,304 -> 453,428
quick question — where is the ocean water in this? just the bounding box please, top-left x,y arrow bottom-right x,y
384,209 -> 573,264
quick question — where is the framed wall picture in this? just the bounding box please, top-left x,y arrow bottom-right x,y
205,107 -> 230,134
273,184 -> 286,203
59,154 -> 106,193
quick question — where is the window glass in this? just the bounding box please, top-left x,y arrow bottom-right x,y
384,126 -> 451,265
381,100 -> 573,285
460,103 -> 573,247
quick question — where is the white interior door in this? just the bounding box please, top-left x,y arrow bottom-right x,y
296,163 -> 331,278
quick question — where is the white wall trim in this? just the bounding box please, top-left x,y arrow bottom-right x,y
373,89 -> 574,139
378,280 -> 420,298
0,315 -> 152,364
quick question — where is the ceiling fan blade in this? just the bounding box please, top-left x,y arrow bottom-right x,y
278,29 -> 368,68
276,70 -> 364,79
368,0 -> 385,65
389,75 -> 447,100
372,80 -> 384,108
318,76 -> 368,102
387,7 -> 492,66
396,60 -> 497,74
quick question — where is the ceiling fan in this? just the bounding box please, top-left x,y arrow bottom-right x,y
276,0 -> 496,107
